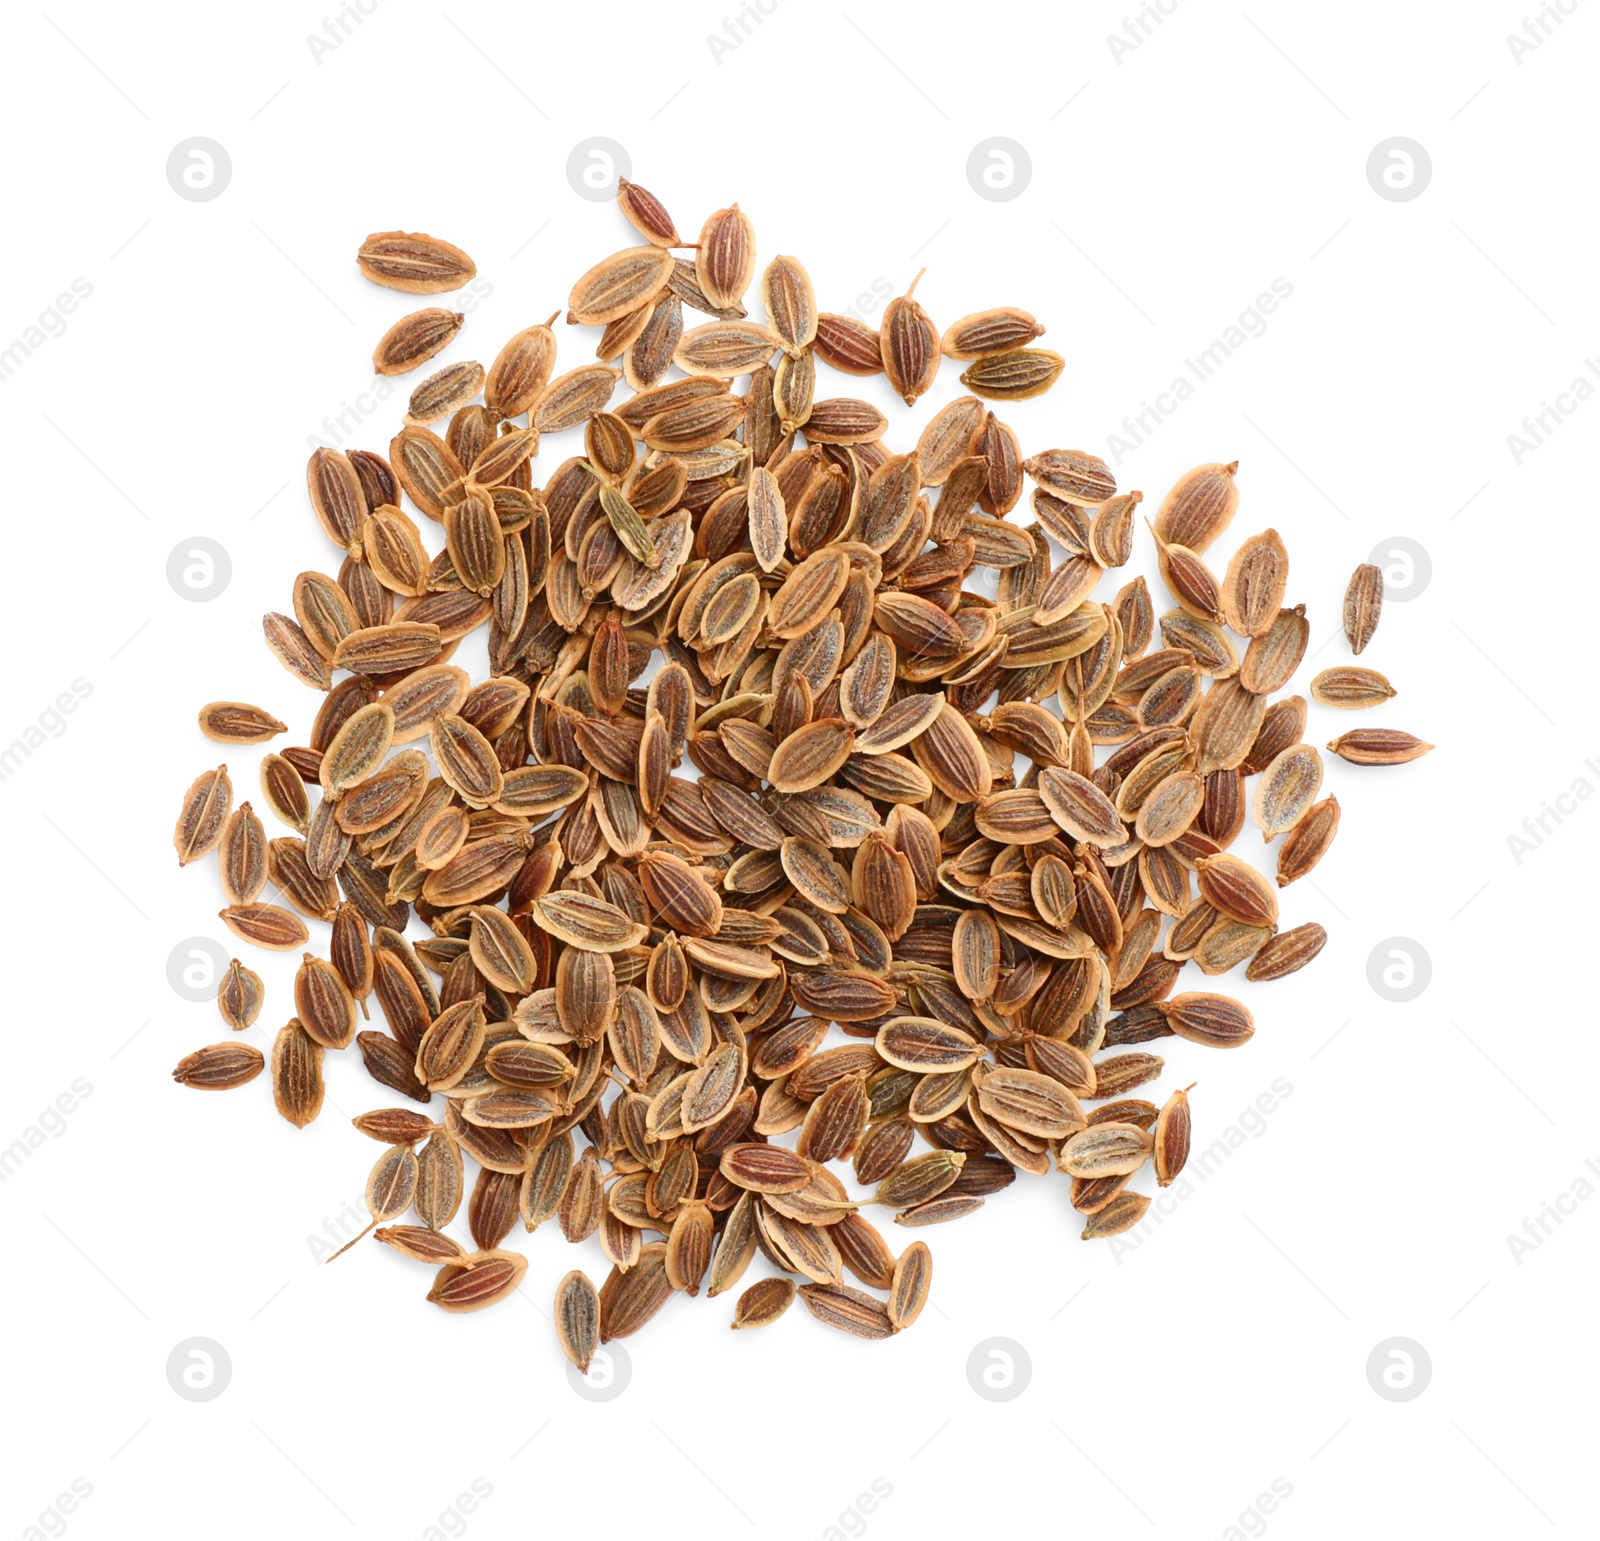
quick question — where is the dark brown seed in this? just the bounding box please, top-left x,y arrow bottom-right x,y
1245,922 -> 1329,981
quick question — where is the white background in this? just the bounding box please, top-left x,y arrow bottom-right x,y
1,2 -> 1595,1537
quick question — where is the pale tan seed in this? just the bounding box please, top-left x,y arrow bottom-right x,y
731,1276 -> 796,1329
1153,461 -> 1238,553
1253,744 -> 1324,839
357,231 -> 476,294
1081,1192 -> 1151,1239
940,307 -> 1045,360
1059,1122 -> 1152,1178
1326,729 -> 1434,765
271,1019 -> 324,1128
695,205 -> 756,312
554,1270 -> 600,1372
427,1250 -> 528,1313
568,246 -> 675,327
761,255 -> 818,355
1311,667 -> 1397,709
197,702 -> 286,745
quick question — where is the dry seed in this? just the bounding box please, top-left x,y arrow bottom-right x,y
173,180 -> 1430,1349
1245,922 -> 1328,981
1343,563 -> 1383,654
1253,744 -> 1324,839
959,348 -> 1065,400
1310,667 -> 1396,709
198,702 -> 287,745
731,1276 -> 796,1329
1325,729 -> 1434,765
373,307 -> 463,376
1277,795 -> 1340,886
172,1042 -> 264,1090
358,231 -> 475,293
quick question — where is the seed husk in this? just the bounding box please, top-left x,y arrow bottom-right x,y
799,1281 -> 894,1340
428,1250 -> 528,1312
198,703 -> 287,745
554,1270 -> 601,1372
1277,796 -> 1340,886
1310,667 -> 1396,709
271,1019 -> 324,1128
881,270 -> 939,406
373,307 -> 464,376
731,1275 -> 796,1329
959,347 -> 1065,400
1081,1192 -> 1151,1239
1343,563 -> 1383,654
1253,744 -> 1324,839
1325,729 -> 1434,765
358,231 -> 476,293
1245,922 -> 1328,981
173,1042 -> 264,1090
